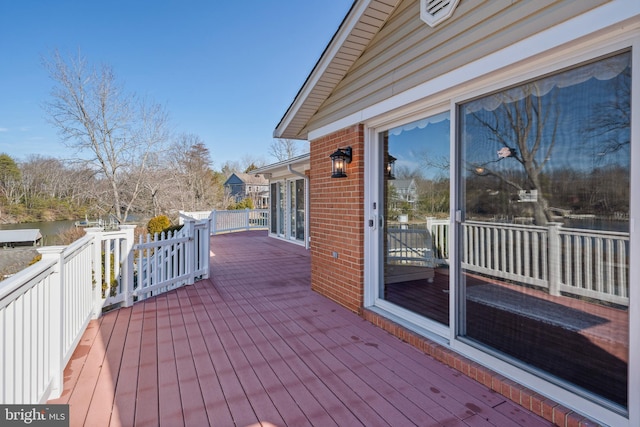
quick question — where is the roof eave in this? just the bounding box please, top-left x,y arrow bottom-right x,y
252,153 -> 311,176
274,0 -> 396,140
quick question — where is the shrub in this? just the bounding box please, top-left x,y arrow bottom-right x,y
28,253 -> 42,266
147,215 -> 171,235
101,253 -> 118,298
57,227 -> 87,245
227,198 -> 254,210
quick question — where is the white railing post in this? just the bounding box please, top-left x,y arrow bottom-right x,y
84,227 -> 104,319
547,222 -> 562,297
245,208 -> 250,231
202,219 -> 211,280
186,219 -> 196,285
36,246 -> 65,400
120,225 -> 136,307
210,210 -> 217,235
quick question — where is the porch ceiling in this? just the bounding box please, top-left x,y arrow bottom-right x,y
274,0 -> 399,141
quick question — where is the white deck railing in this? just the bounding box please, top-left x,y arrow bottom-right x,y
0,217 -> 210,404
394,218 -> 629,306
179,209 -> 268,235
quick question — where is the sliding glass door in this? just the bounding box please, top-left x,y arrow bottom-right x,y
458,51 -> 630,409
270,178 -> 306,243
376,112 -> 451,326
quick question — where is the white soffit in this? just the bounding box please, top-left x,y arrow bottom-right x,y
420,0 -> 460,27
274,0 -> 399,140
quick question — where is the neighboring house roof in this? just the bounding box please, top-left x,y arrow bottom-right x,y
389,178 -> 416,192
0,229 -> 42,245
252,153 -> 310,179
274,0 -> 399,140
223,173 -> 269,187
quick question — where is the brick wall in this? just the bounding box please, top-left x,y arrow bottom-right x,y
309,124 -> 365,313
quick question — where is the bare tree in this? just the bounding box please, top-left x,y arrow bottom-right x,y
468,83 -> 558,225
43,49 -> 170,221
168,134 -> 223,211
268,138 -> 306,161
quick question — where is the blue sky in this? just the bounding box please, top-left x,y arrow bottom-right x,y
0,1 -> 353,167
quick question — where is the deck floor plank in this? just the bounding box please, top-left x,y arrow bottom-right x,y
204,285 -> 337,427
50,230 -> 554,427
48,315 -> 104,406
63,310 -> 117,426
85,307 -> 132,427
134,299 -> 159,427
109,302 -> 144,427
156,294 -> 185,427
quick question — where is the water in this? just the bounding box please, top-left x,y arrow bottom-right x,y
0,220 -> 80,245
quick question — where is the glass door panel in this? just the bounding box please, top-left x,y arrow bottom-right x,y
270,183 -> 278,234
379,112 -> 451,325
458,52 -> 630,409
289,181 -> 296,239
295,179 -> 305,242
278,182 -> 285,237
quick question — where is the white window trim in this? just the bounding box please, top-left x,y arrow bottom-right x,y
361,27 -> 638,427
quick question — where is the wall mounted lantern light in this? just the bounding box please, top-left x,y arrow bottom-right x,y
387,154 -> 397,180
329,146 -> 352,178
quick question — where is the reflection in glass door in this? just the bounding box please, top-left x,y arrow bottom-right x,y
288,179 -> 306,242
378,112 -> 451,325
458,52 -> 630,409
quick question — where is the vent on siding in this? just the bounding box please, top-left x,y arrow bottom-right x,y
420,0 -> 460,27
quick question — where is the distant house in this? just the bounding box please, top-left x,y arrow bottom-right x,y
0,229 -> 42,247
388,178 -> 417,210
223,173 -> 269,208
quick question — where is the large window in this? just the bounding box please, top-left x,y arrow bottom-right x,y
458,51 -> 630,408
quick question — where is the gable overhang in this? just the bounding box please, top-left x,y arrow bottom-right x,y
252,153 -> 311,179
274,0 -> 399,141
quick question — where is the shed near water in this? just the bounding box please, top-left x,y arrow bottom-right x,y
0,229 -> 42,247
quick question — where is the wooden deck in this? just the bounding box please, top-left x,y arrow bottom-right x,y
49,230 -> 553,427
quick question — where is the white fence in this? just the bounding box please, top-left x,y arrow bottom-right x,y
0,218 -> 210,404
132,220 -> 210,302
180,209 -> 268,234
392,218 -> 629,306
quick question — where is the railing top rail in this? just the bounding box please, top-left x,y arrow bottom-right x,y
464,220 -> 548,231
179,212 -> 203,221
559,227 -> 630,238
0,257 -> 57,308
60,235 -> 95,260
135,235 -> 191,250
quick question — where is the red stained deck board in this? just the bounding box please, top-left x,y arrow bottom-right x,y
84,308 -> 133,427
109,302 -> 144,427
49,230 -> 554,427
64,310 -> 118,426
134,300 -> 159,427
260,309 -> 406,426
172,291 -> 233,427
155,294 -> 184,427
